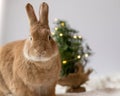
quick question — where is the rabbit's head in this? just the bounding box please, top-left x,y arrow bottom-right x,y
24,2 -> 58,62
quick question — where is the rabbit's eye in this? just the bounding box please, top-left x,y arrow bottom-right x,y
48,35 -> 51,40
29,35 -> 33,41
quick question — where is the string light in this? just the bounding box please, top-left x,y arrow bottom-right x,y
54,18 -> 58,22
62,60 -> 67,64
85,54 -> 89,58
61,22 -> 65,26
77,55 -> 81,59
55,27 -> 58,31
51,32 -> 55,35
73,35 -> 77,39
59,33 -> 63,37
78,35 -> 82,39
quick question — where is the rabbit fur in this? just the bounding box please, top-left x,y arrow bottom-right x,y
0,2 -> 61,96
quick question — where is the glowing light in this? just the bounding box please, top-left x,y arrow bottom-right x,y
73,35 -> 77,39
85,54 -> 89,58
62,60 -> 67,64
78,35 -> 82,39
77,55 -> 81,59
59,33 -> 63,37
54,18 -> 58,22
61,22 -> 65,26
51,32 -> 55,35
55,27 -> 58,31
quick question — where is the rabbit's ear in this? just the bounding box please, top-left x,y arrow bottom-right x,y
39,2 -> 49,26
26,3 -> 37,26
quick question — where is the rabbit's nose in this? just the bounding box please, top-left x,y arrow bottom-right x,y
34,49 -> 46,56
40,51 -> 46,56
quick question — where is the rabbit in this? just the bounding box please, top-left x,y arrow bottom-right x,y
0,2 -> 61,96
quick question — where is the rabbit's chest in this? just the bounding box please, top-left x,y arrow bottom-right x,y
21,63 -> 57,85
26,66 -> 56,96
28,83 -> 53,96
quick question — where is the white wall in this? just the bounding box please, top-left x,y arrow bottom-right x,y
0,0 -> 4,44
0,0 -> 120,77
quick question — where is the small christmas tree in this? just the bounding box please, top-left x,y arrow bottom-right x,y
52,19 -> 92,77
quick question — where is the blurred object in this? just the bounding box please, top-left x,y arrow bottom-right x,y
58,63 -> 93,93
53,19 -> 92,93
57,88 -> 120,96
66,87 -> 85,93
84,73 -> 120,91
52,19 -> 92,77
56,73 -> 120,94
0,0 -> 3,32
0,0 -> 5,45
1,0 -> 120,78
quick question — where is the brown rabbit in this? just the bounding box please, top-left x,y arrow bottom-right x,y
0,2 -> 61,96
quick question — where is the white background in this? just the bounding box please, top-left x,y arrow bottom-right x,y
0,0 -> 120,77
